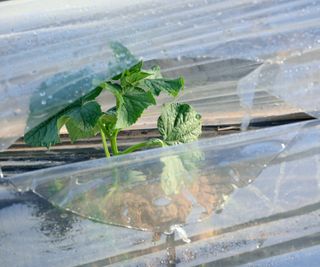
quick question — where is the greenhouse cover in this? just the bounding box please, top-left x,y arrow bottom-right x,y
1,0 -> 320,266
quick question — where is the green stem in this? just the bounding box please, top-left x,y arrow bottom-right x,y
120,138 -> 165,155
99,127 -> 111,158
110,129 -> 119,155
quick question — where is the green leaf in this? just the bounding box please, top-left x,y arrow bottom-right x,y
65,120 -> 99,143
157,103 -> 202,145
103,84 -> 156,129
100,110 -> 117,126
63,101 -> 102,142
26,68 -> 99,132
65,101 -> 102,132
128,60 -> 143,73
24,117 -> 60,148
120,71 -> 151,88
160,156 -> 188,195
116,88 -> 156,129
98,108 -> 117,136
118,61 -> 151,89
82,86 -> 104,102
141,77 -> 184,97
99,82 -> 122,98
25,101 -> 102,146
146,65 -> 162,79
57,115 -> 70,130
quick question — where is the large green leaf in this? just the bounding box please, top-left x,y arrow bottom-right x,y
65,120 -> 99,143
103,84 -> 156,129
24,42 -> 141,148
65,101 -> 102,132
116,88 -> 156,129
24,116 -> 60,148
141,77 -> 184,97
64,101 -> 102,142
157,103 -> 202,145
25,101 -> 102,146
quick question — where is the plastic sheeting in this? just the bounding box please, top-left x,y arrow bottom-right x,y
2,0 -> 320,265
1,0 -> 320,151
10,119 -> 319,229
7,119 -> 320,266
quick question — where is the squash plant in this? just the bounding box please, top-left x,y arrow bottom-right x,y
24,43 -> 202,158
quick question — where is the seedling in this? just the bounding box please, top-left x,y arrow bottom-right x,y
24,43 -> 202,159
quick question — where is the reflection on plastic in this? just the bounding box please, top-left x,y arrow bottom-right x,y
10,119 -> 320,235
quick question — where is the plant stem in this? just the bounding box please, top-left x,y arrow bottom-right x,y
110,129 -> 119,155
120,139 -> 165,155
99,127 -> 111,158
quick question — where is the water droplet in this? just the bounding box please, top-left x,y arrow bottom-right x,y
48,95 -> 53,99
39,91 -> 46,97
177,55 -> 182,61
41,100 -> 47,105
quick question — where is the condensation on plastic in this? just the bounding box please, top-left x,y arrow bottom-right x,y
1,0 -> 320,151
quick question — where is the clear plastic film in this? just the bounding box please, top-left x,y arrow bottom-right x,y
2,0 -> 320,265
1,0 -> 320,150
7,119 -> 320,265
